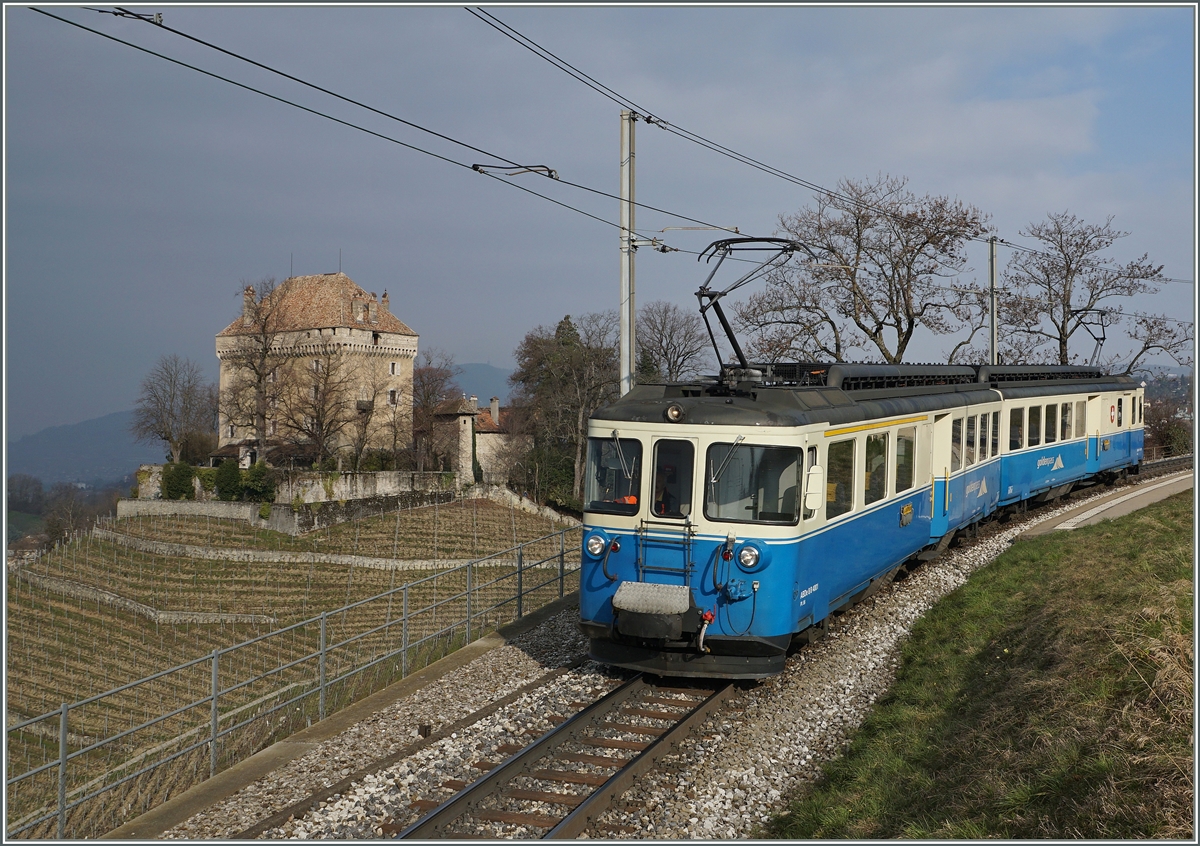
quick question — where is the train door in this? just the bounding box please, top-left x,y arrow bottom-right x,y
929,412 -> 953,539
1085,394 -> 1102,474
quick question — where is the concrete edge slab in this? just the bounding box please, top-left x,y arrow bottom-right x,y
1018,472 -> 1194,540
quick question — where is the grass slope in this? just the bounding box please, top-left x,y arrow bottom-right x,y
765,491 -> 1193,839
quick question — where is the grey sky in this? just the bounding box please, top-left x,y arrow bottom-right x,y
4,4 -> 1195,440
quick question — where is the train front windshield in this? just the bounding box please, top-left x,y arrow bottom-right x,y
705,443 -> 802,524
585,436 -> 642,515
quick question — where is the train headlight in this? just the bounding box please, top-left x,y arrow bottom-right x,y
664,403 -> 686,423
737,546 -> 760,569
585,534 -> 607,557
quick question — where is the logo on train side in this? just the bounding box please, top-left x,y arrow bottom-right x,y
1036,455 -> 1065,470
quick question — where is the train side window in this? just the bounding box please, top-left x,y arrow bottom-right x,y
991,411 -> 1000,455
865,433 -> 888,505
803,445 -> 818,519
1060,404 -> 1072,441
1045,404 -> 1057,444
1028,406 -> 1041,447
951,418 -> 963,472
826,439 -> 855,519
965,416 -> 977,466
895,427 -> 916,492
1009,407 -> 1024,450
1117,398 -> 1123,426
979,414 -> 989,461
651,440 -> 694,518
1075,401 -> 1086,438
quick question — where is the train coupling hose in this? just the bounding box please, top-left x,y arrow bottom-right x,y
698,609 -> 715,653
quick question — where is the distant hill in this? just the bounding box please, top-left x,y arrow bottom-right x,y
6,410 -> 165,486
456,363 -> 513,406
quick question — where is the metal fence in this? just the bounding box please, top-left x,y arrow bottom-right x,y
5,527 -> 582,840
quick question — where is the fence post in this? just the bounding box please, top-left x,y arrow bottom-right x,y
401,587 -> 409,677
210,649 -> 219,778
559,531 -> 565,598
517,546 -> 524,620
465,564 -> 472,644
319,612 -> 327,721
57,702 -> 68,839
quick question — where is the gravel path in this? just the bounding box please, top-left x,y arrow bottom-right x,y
159,483 -> 1151,839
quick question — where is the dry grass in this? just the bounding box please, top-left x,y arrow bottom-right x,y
766,492 -> 1193,840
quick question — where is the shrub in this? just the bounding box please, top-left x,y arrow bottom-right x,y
243,461 -> 275,503
196,467 -> 217,493
258,502 -> 272,520
214,459 -> 243,501
161,463 -> 195,501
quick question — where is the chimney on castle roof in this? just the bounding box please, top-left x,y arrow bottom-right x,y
381,290 -> 390,313
242,285 -> 256,326
490,397 -> 500,422
368,295 -> 377,323
469,395 -> 478,411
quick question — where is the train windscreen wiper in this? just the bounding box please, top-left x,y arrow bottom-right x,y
611,429 -> 635,480
708,435 -> 746,486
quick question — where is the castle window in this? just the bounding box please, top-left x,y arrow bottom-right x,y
390,361 -> 397,376
388,389 -> 397,406
228,424 -> 235,438
373,332 -> 380,346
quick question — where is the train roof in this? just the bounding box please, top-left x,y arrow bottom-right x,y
591,362 -> 1139,429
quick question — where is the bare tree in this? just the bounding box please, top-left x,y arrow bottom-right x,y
377,383 -> 412,469
411,349 -> 463,472
131,354 -> 217,464
275,346 -> 357,466
1000,212 -> 1167,366
218,278 -> 289,446
1122,313 -> 1193,375
7,474 -> 45,514
735,174 -> 991,363
346,359 -> 388,470
510,312 -> 619,500
637,300 -> 713,380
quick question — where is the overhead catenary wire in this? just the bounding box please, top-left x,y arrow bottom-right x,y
470,7 -> 1193,287
90,5 -> 743,239
38,8 -> 1192,319
33,7 -> 702,241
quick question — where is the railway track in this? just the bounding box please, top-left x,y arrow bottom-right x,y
390,674 -> 734,839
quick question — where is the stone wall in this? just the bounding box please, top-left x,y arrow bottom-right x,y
117,490 -> 457,536
466,484 -> 582,527
135,464 -> 164,500
274,470 -> 461,504
118,499 -> 260,522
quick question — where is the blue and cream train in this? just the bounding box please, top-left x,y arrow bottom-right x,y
578,362 -> 1144,678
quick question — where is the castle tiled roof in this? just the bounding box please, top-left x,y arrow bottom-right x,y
474,408 -> 508,433
218,272 -> 416,337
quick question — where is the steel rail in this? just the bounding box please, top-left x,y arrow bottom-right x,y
396,674 -> 734,839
